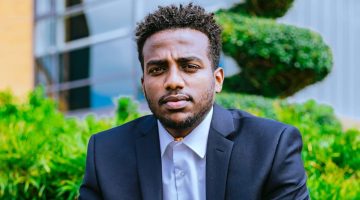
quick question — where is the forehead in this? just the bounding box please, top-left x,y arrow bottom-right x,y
142,28 -> 210,62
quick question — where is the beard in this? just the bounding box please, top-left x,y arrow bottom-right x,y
144,86 -> 215,131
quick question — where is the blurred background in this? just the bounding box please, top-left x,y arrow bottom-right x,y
0,0 -> 359,123
0,1 -> 359,199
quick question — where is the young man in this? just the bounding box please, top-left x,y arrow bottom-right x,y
79,3 -> 309,200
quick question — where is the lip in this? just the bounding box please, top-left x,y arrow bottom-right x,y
161,94 -> 190,110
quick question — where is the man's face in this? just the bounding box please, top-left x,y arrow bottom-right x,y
141,28 -> 224,136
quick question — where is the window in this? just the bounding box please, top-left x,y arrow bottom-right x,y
64,1 -> 132,42
34,0 -> 138,112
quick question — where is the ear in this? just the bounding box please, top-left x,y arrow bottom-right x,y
214,67 -> 224,93
141,76 -> 145,94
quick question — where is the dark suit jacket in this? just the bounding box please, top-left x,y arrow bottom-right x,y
79,104 -> 309,200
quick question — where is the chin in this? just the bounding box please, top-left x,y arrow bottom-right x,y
157,112 -> 194,129
165,112 -> 191,122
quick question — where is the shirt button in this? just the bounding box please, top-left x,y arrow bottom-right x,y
180,171 -> 185,176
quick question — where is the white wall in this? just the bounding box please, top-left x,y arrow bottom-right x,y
279,0 -> 360,120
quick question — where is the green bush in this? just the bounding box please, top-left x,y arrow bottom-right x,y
216,12 -> 333,97
0,88 -> 141,199
225,0 -> 295,18
115,96 -> 142,125
216,93 -> 359,199
216,92 -> 276,118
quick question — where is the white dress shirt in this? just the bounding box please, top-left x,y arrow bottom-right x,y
158,107 -> 213,200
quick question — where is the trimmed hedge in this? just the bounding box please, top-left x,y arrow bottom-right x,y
225,0 -> 295,18
216,12 -> 333,97
0,89 -> 358,199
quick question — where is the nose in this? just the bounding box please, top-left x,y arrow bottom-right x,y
164,65 -> 185,91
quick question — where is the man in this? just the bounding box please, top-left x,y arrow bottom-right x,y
79,3 -> 309,200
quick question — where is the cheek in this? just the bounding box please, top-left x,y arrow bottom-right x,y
194,75 -> 215,89
143,79 -> 162,97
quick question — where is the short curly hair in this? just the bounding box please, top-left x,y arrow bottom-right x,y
135,3 -> 222,70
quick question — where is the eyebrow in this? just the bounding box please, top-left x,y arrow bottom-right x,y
146,60 -> 168,68
145,56 -> 202,68
177,56 -> 202,63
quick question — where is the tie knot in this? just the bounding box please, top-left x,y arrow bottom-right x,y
174,137 -> 183,142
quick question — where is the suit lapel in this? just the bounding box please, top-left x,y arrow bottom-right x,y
206,104 -> 235,200
136,117 -> 162,200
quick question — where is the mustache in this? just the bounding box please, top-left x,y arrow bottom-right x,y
158,93 -> 193,105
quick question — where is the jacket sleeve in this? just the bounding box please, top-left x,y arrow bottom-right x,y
263,126 -> 310,200
79,135 -> 102,200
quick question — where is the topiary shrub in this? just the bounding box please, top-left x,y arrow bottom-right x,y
226,0 -> 295,18
216,12 -> 333,97
216,93 -> 359,199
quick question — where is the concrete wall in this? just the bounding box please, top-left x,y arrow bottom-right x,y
0,0 -> 34,97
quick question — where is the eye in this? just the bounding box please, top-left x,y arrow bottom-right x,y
148,66 -> 166,75
182,63 -> 200,72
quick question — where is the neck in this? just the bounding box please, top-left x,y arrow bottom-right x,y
165,126 -> 196,138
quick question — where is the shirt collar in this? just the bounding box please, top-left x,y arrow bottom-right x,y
158,107 -> 213,159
